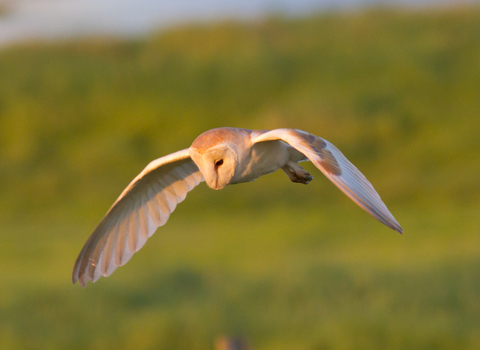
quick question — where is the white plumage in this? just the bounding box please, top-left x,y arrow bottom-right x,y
73,127 -> 402,287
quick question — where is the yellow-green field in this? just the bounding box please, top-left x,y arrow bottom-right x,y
1,7 -> 480,350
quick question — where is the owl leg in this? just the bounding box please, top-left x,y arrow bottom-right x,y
281,162 -> 313,184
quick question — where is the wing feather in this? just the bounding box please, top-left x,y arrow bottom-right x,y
72,148 -> 204,287
127,201 -> 140,253
114,212 -> 129,266
253,129 -> 403,233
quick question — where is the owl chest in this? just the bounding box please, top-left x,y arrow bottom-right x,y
231,141 -> 290,184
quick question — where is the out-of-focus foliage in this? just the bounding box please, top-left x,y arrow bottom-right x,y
1,7 -> 480,350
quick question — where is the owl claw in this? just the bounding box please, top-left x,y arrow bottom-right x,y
292,172 -> 313,184
282,163 -> 313,184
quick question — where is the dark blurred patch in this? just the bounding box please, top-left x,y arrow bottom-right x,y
215,335 -> 251,350
356,92 -> 398,117
120,267 -> 205,309
0,4 -> 10,18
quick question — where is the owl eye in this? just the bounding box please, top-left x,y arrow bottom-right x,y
215,159 -> 224,167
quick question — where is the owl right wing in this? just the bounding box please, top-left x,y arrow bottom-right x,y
72,149 -> 204,287
253,129 -> 403,234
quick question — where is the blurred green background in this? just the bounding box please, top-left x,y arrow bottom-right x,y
1,6 -> 480,350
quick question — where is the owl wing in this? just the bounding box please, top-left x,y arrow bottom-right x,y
72,148 -> 204,287
253,129 -> 402,233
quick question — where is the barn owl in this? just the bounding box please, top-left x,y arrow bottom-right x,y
73,127 -> 403,287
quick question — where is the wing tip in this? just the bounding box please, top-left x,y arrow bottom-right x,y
386,219 -> 403,234
72,264 -> 95,288
72,265 -> 81,285
72,274 -> 88,288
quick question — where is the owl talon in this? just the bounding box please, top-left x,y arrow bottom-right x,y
293,172 -> 313,184
282,163 -> 313,184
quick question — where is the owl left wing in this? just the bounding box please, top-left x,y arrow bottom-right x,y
253,128 -> 403,233
72,149 -> 204,287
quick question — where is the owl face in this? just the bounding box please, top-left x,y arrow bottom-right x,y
189,145 -> 237,190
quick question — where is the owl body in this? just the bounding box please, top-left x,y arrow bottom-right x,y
190,128 -> 305,187
231,137 -> 300,184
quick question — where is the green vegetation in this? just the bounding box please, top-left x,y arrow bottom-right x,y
1,7 -> 480,350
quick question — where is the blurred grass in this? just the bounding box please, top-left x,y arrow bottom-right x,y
1,6 -> 480,350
